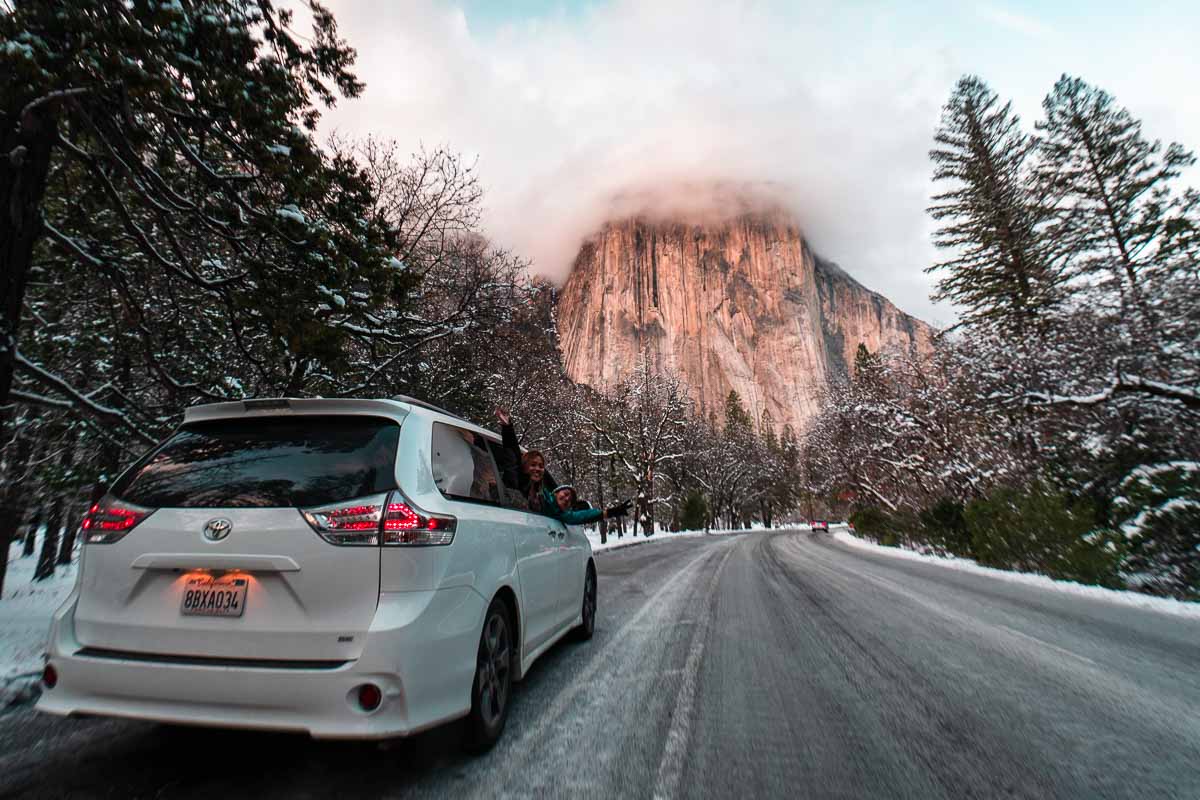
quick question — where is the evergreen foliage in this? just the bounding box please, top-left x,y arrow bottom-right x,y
964,485 -> 1122,587
1113,463 -> 1200,599
814,72 -> 1198,599
927,76 -> 1065,329
679,489 -> 709,532
1037,75 -> 1197,302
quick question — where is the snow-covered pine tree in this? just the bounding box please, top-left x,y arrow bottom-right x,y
927,76 -> 1065,330
1037,75 -> 1196,306
1,0 -> 400,444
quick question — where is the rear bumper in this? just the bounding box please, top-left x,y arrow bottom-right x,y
36,586 -> 485,739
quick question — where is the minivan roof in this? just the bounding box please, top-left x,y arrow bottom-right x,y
182,397 -> 498,441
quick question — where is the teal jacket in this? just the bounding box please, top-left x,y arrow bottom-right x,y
538,487 -> 603,526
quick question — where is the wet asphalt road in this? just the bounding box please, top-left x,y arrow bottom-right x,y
2,529 -> 1198,799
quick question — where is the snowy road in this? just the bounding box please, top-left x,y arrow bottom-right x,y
2,530 -> 1198,799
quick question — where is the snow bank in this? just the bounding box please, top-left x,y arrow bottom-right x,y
2,547 -> 77,707
833,530 -> 1200,620
584,524 -> 768,553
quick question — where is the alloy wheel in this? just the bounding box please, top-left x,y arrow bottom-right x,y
583,570 -> 596,633
476,610 -> 510,729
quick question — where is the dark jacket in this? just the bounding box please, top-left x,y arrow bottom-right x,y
498,422 -> 557,514
497,424 -> 603,525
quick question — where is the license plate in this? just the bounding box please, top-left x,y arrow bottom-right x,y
181,575 -> 248,618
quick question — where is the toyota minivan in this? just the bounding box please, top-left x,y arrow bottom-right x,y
36,396 -> 597,751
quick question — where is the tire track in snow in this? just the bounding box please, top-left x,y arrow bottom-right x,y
650,544 -> 735,800
456,539 -> 735,798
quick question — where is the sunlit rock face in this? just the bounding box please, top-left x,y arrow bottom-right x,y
556,205 -> 933,433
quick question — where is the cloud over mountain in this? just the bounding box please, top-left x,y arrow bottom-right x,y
318,0 -> 1199,326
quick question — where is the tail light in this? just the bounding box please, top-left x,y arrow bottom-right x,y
383,492 -> 456,546
301,492 -> 455,546
81,496 -> 154,544
301,493 -> 388,545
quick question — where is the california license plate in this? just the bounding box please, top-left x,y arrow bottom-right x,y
181,575 -> 248,618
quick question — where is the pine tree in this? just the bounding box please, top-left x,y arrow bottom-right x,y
724,390 -> 753,431
1037,75 -> 1196,305
853,343 -> 882,380
927,76 -> 1064,329
679,489 -> 709,532
0,0 -> 399,445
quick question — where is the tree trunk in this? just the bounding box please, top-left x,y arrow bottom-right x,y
1,100 -> 59,448
56,467 -> 101,567
22,509 -> 41,556
0,426 -> 37,596
638,482 -> 653,538
9,498 -> 29,550
34,496 -> 63,581
56,504 -> 81,566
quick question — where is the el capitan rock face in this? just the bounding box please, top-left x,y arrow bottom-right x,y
556,208 -> 933,432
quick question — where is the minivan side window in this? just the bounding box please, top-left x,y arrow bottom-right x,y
487,439 -> 530,511
431,423 -> 502,504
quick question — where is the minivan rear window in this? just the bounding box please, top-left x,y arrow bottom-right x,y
111,416 -> 401,508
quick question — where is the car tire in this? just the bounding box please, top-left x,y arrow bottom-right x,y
572,563 -> 597,642
463,598 -> 513,753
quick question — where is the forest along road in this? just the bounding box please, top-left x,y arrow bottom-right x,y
2,529 -> 1198,799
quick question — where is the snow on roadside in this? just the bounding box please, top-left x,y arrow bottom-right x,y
832,529 -> 1200,620
584,524 -> 775,553
586,528 -> 708,553
2,547 -> 76,707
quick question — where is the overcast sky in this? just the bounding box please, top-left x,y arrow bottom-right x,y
315,0 -> 1199,325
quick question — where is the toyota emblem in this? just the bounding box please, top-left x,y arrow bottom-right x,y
203,518 -> 233,542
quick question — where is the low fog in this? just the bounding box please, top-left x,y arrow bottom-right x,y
317,0 -> 1199,326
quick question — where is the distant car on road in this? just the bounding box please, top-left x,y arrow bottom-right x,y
810,520 -> 829,532
37,396 -> 597,753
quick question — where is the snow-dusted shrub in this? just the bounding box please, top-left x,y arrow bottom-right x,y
849,506 -> 914,548
1114,463 -> 1200,600
679,489 -> 709,533
918,497 -> 972,557
964,484 -> 1123,588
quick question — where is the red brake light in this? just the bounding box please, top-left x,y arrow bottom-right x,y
383,495 -> 455,546
301,494 -> 387,546
82,496 -> 154,544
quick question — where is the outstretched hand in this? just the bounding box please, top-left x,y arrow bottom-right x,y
495,406 -> 512,427
605,500 -> 632,518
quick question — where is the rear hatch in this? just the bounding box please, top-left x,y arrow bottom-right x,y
73,413 -> 401,662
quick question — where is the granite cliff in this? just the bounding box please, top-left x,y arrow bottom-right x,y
556,206 -> 933,432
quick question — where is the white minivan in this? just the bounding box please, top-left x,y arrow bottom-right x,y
36,397 -> 597,751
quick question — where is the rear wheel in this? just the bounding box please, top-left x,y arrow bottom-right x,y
463,599 -> 513,753
573,564 -> 597,641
